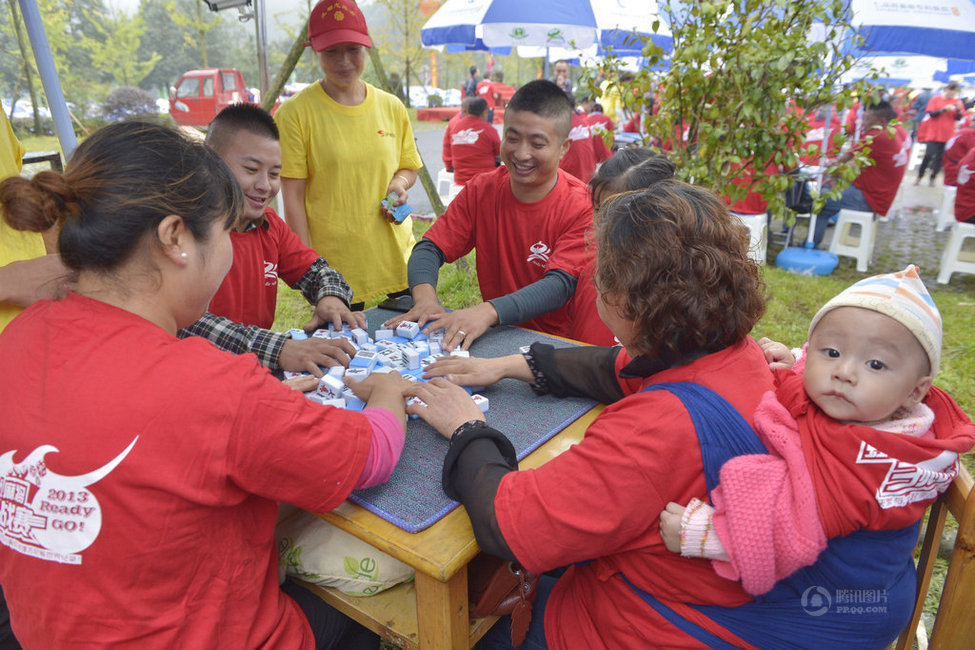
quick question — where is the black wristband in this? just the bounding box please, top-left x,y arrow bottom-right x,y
522,345 -> 551,395
442,421 -> 517,500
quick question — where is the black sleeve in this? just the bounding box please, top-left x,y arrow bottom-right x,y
442,422 -> 519,560
487,270 -> 576,327
529,343 -> 625,403
407,238 -> 447,289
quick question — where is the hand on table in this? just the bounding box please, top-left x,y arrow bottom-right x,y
422,355 -> 510,387
305,296 -> 367,332
344,369 -> 412,403
757,337 -> 795,370
659,502 -> 686,554
421,302 -> 499,352
403,378 -> 485,440
282,375 -> 320,392
383,288 -> 445,331
279,337 -> 356,376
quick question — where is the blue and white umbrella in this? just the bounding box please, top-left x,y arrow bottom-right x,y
852,0 -> 975,60
421,0 -> 671,55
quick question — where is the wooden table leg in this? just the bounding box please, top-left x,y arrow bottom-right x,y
415,568 -> 469,649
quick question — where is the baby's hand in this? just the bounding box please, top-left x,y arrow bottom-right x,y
659,502 -> 686,554
758,337 -> 795,370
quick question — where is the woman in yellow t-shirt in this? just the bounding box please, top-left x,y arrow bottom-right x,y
0,112 -> 66,332
276,0 -> 422,305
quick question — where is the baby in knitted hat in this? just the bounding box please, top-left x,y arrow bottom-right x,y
659,265 -> 975,595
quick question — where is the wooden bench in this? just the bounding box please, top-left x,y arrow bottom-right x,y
21,151 -> 63,172
894,464 -> 974,649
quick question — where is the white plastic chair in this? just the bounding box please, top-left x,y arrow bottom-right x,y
937,185 -> 958,232
937,221 -> 975,284
732,212 -> 768,265
828,209 -> 877,272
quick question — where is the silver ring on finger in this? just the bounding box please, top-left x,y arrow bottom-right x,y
457,330 -> 467,338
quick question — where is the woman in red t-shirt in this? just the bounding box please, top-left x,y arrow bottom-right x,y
407,181 -> 926,649
915,82 -> 965,186
0,121 -> 412,649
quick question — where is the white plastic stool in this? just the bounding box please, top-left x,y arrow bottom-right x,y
732,212 -> 768,265
908,143 -> 925,171
937,221 -> 975,284
437,169 -> 455,197
828,209 -> 877,272
937,185 -> 957,232
881,183 -> 904,222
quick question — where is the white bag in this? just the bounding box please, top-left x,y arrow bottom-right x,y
276,505 -> 414,597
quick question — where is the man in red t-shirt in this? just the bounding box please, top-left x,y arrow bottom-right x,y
440,110 -> 463,171
813,101 -> 911,247
388,80 -> 595,351
585,102 -> 615,148
942,126 -> 975,186
443,96 -> 500,185
476,70 -> 507,123
952,146 -> 975,223
559,110 -> 611,183
915,81 -> 964,186
180,104 -> 365,375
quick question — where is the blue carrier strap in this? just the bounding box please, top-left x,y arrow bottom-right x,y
642,382 -> 767,492
624,382 -> 918,649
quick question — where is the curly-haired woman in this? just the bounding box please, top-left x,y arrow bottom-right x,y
409,180 -> 925,649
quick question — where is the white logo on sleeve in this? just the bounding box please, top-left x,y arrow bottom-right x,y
569,124 -> 591,142
264,261 -> 278,287
0,438 -> 137,564
855,441 -> 957,509
959,164 -> 973,186
527,241 -> 551,267
452,128 -> 484,146
892,134 -> 912,168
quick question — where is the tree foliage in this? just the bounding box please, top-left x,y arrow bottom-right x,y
164,0 -> 220,68
80,6 -> 160,87
373,0 -> 431,105
587,0 -> 882,216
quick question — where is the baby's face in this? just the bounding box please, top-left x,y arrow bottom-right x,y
803,307 -> 932,423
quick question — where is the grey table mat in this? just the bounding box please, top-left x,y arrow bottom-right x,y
348,308 -> 596,532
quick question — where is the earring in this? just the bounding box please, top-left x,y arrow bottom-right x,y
179,252 -> 188,259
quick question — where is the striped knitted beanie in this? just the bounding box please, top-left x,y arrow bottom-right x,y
808,265 -> 942,376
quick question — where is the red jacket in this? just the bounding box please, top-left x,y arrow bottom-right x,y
917,95 -> 964,143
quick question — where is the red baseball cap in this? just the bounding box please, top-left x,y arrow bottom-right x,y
308,0 -> 372,51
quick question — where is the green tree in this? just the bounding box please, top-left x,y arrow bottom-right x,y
165,0 -> 221,68
137,0 -> 201,96
80,6 -> 160,87
2,0 -> 108,124
588,0 -> 881,216
269,0 -> 319,85
373,0 -> 430,106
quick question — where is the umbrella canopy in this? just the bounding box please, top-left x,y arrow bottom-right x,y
421,0 -> 671,54
852,0 -> 975,60
842,54 -> 949,88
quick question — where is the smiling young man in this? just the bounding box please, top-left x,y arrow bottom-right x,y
179,103 -> 366,377
389,80 -> 594,350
